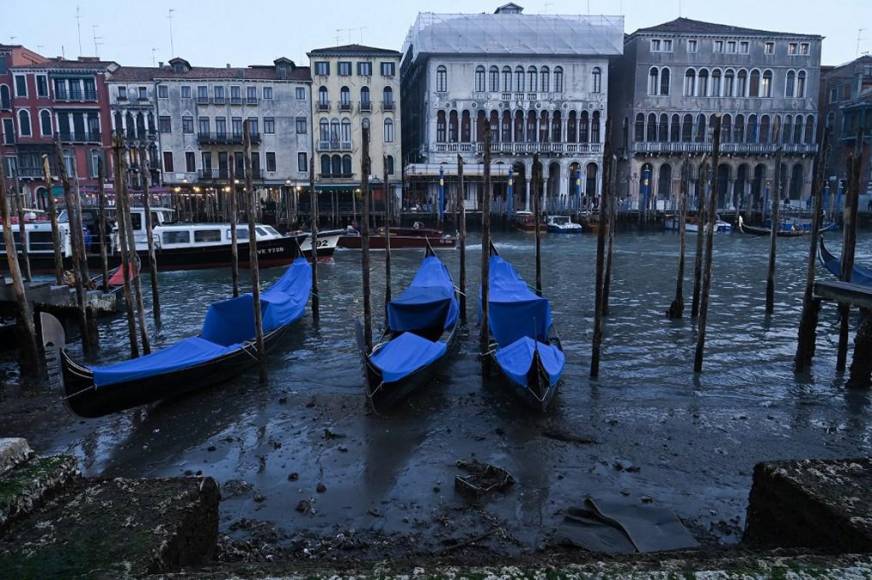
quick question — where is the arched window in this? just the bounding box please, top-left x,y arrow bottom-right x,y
136,112 -> 145,137
698,68 -> 709,97
789,163 -> 804,199
502,66 -> 512,92
658,164 -> 672,198
793,115 -> 803,144
749,69 -> 760,97
319,119 -> 329,142
682,114 -> 693,142
340,86 -> 350,108
475,66 -> 486,92
634,113 -> 644,142
114,111 -> 122,134
580,110 -> 589,143
514,110 -> 524,142
342,155 -> 352,176
360,86 -> 370,108
591,67 -> 602,93
783,115 -> 793,144
785,70 -> 796,98
684,69 -> 696,96
540,66 -> 550,92
436,66 -> 447,92
737,69 -> 748,96
670,114 -> 680,142
489,66 -> 499,92
554,66 -> 564,93
147,112 -> 155,133
449,110 -> 459,143
585,162 -> 599,196
551,110 -> 561,142
734,114 -> 745,143
539,110 -> 549,142
658,113 -> 669,142
461,110 -> 471,142
660,68 -> 670,96
711,69 -> 722,97
341,119 -> 351,143
759,115 -> 770,144
318,86 -> 328,106
647,113 -> 657,142
330,118 -> 340,144
515,66 -> 525,92
648,67 -> 659,95
696,113 -> 706,143
320,154 -> 331,176
383,86 -> 393,107
501,110 -> 511,142
804,114 -> 814,144
436,110 -> 446,143
17,110 -> 31,136
527,66 -> 538,92
125,111 -> 135,138
0,85 -> 10,109
591,111 -> 600,143
331,154 -> 342,177
490,110 -> 500,143
386,155 -> 395,175
724,69 -> 735,96
721,114 -> 732,143
567,111 -> 577,143
39,109 -> 52,136
761,70 -> 773,97
747,114 -> 758,142
525,110 -> 536,142
797,70 -> 807,98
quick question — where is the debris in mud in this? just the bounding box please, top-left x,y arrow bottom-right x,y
295,499 -> 312,514
316,483 -> 326,493
221,479 -> 253,498
324,428 -> 345,440
541,428 -> 597,445
454,459 -> 514,497
287,472 -> 299,481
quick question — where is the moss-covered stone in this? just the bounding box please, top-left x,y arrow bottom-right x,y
0,455 -> 78,530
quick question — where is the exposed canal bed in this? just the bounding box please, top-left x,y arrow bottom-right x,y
2,230 -> 872,561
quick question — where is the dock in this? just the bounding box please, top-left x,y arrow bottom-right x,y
0,279 -> 119,317
813,280 -> 872,388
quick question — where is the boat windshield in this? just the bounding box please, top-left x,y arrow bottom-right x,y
551,216 -> 569,225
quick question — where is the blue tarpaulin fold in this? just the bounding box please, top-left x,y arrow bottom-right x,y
371,332 -> 448,383
92,257 -> 311,387
486,255 -> 552,346
494,336 -> 565,388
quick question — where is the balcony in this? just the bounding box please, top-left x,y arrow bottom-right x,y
632,141 -> 818,155
430,141 -> 603,156
59,131 -> 101,143
318,140 -> 352,152
320,172 -> 354,179
339,101 -> 352,111
230,96 -> 243,105
359,101 -> 372,112
382,101 -> 395,111
246,97 -> 258,105
196,96 -> 209,105
16,167 -> 45,178
317,101 -> 331,112
198,168 -> 264,180
197,131 -> 261,145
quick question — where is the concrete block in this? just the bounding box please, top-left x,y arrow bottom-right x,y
0,438 -> 32,475
0,455 -> 79,530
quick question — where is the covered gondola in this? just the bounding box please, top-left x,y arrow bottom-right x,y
358,246 -> 460,409
484,244 -> 565,411
41,257 -> 312,418
736,215 -> 833,237
819,236 -> 872,287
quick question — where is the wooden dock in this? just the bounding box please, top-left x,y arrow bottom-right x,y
0,280 -> 119,316
814,280 -> 872,388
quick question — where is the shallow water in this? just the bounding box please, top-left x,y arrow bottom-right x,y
3,229 -> 872,553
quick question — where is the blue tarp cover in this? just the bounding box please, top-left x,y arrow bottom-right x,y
821,245 -> 872,287
495,336 -> 565,388
92,258 -> 311,387
387,256 -> 458,332
486,255 -> 552,346
370,331 -> 448,383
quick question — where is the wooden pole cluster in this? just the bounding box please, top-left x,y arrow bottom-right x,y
361,126 -> 373,353
229,155 -> 240,298
112,136 -> 140,358
591,126 -> 612,379
309,156 -> 320,325
765,121 -> 785,315
794,129 -> 830,371
666,160 -> 689,319
243,121 -> 267,383
41,155 -> 64,286
13,176 -> 32,283
532,153 -> 542,297
139,145 -> 161,331
383,155 -> 392,309
693,115 -> 722,373
480,119 -> 492,362
0,161 -> 40,376
120,145 -> 151,355
457,154 -> 467,323
690,155 -> 708,319
837,139 -> 864,373
96,157 -> 109,293
55,140 -> 96,356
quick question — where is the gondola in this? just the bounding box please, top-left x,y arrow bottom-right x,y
357,245 -> 460,409
736,215 -> 833,237
819,236 -> 872,287
484,244 -> 565,412
40,257 -> 312,418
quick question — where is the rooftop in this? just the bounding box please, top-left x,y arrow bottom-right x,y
108,61 -> 311,83
632,17 -> 820,39
307,44 -> 401,57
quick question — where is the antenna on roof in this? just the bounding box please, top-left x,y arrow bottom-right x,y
678,0 -> 683,17
151,48 -> 157,67
858,28 -> 866,58
168,8 -> 176,57
75,5 -> 83,56
92,25 -> 102,58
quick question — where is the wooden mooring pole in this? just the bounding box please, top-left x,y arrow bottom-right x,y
591,128 -> 612,379
13,174 -> 32,283
229,155 -> 240,298
602,152 -> 617,317
360,126 -> 373,352
97,157 -> 109,293
480,119 -> 492,364
112,136 -> 139,358
457,154 -> 467,324
0,161 -> 40,376
140,145 -> 161,331
837,140 -> 864,373
383,155 -> 392,309
690,155 -> 708,319
667,160 -> 689,319
532,153 -> 542,297
244,121 -> 266,383
794,129 -> 829,371
309,156 -> 319,325
765,122 -> 785,316
693,115 -> 722,373
41,155 -> 64,286
119,146 -> 151,355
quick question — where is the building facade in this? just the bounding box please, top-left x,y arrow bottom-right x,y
307,44 -> 402,214
1,44 -> 47,189
401,4 -> 623,213
820,55 -> 872,200
610,18 -> 822,211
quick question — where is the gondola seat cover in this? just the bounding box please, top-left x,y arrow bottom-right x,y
92,258 -> 311,387
486,255 -> 552,346
386,256 -> 458,333
495,336 -> 565,388
370,331 -> 448,383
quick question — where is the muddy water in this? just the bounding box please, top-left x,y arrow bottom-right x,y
3,230 -> 872,554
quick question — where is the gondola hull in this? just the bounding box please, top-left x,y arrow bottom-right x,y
489,333 -> 563,412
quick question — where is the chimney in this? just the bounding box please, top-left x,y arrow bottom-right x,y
158,61 -> 164,68
226,63 -> 231,68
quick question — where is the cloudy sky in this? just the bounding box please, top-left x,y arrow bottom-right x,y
3,0 -> 870,67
